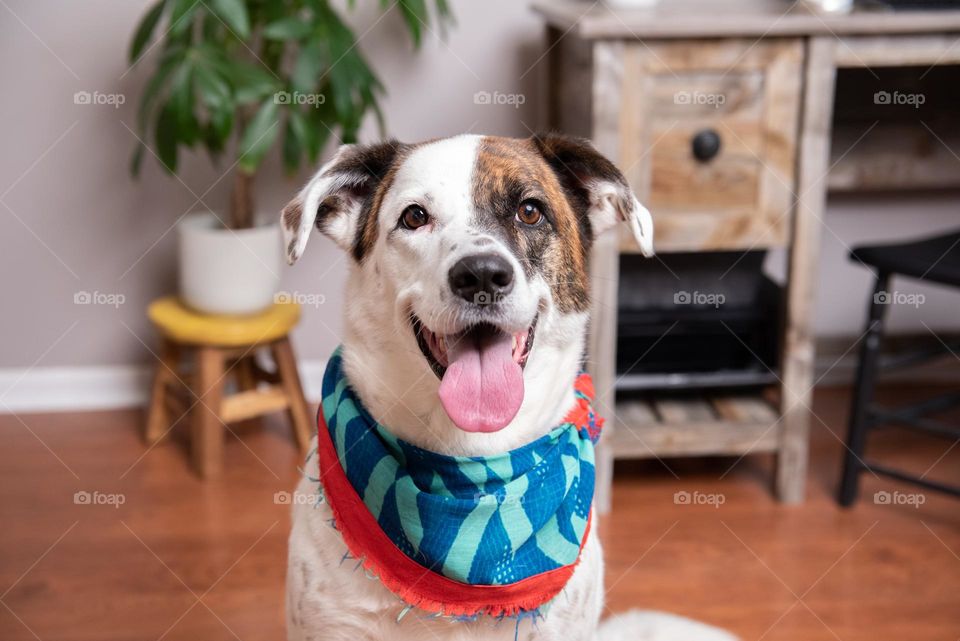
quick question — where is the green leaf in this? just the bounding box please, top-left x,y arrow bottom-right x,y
202,102 -> 233,159
194,42 -> 233,76
210,0 -> 250,38
210,105 -> 234,144
169,0 -> 199,36
262,17 -> 312,41
398,0 -> 428,48
282,118 -> 301,174
434,0 -> 452,20
128,1 -> 165,64
237,98 -> 280,173
291,42 -> 325,94
194,63 -> 231,111
304,96 -> 334,158
136,50 -> 183,131
155,102 -> 179,173
289,110 -> 319,162
228,60 -> 280,104
168,61 -> 198,145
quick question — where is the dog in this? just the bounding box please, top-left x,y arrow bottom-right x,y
282,133 -> 737,641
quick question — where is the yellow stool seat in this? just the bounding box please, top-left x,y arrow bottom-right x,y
148,296 -> 300,347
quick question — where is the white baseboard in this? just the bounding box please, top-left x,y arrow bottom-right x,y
2,337 -> 956,414
0,360 -> 328,414
0,365 -> 152,413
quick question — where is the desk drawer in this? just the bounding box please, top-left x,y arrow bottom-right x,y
618,39 -> 803,253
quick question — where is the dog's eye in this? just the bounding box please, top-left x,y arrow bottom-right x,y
516,200 -> 544,227
400,205 -> 430,230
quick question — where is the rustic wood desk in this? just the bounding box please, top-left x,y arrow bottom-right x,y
532,0 -> 960,511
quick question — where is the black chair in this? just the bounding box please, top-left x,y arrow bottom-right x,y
838,229 -> 960,506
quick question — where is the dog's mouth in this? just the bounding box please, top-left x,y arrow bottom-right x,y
411,315 -> 537,433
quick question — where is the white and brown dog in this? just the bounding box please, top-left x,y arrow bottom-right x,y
281,134 -> 737,641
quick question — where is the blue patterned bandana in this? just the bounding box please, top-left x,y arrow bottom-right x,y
315,348 -> 603,617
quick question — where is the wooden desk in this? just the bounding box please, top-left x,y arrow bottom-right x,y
533,0 -> 960,511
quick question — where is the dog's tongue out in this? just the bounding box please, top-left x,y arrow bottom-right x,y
438,326 -> 524,433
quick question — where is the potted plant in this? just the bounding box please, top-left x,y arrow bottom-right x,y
129,0 -> 451,314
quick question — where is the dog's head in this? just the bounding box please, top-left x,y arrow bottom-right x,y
282,134 -> 652,445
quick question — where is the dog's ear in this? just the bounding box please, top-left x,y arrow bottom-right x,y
281,140 -> 405,264
532,133 -> 653,256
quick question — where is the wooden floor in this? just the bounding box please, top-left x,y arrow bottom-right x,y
1,385 -> 958,641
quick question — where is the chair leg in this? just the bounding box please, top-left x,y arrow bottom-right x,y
271,337 -> 313,453
145,339 -> 180,444
192,347 -> 226,478
838,272 -> 890,507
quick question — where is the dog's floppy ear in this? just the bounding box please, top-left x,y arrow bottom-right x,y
532,133 -> 654,256
281,140 -> 405,264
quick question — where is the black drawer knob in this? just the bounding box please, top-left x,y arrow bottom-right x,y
692,129 -> 722,162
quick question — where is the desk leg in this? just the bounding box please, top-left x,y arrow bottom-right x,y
589,233 -> 620,514
778,36 -> 836,503
589,41 -> 629,515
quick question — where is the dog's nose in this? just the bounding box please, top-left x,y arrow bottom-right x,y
448,253 -> 514,304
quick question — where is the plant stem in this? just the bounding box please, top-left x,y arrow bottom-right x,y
230,170 -> 256,230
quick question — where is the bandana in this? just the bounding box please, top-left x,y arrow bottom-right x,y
314,348 -> 604,619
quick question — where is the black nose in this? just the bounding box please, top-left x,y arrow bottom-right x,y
448,253 -> 514,304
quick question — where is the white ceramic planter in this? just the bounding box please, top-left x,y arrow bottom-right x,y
177,212 -> 282,315
800,0 -> 853,12
605,0 -> 660,8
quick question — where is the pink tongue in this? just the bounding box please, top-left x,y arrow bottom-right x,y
438,330 -> 524,433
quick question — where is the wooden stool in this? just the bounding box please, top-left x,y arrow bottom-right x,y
144,296 -> 313,478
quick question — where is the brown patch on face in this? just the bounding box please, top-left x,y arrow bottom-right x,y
352,147 -> 410,263
472,136 -> 592,313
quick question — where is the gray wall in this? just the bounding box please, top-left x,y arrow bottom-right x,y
1,0 -> 958,371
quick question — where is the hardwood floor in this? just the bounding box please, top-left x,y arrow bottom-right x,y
1,385 -> 957,641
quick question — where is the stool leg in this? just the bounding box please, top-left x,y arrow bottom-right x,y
145,339 -> 179,444
271,338 -> 312,453
192,347 -> 226,478
233,354 -> 262,430
235,355 -> 258,392
839,272 -> 890,507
